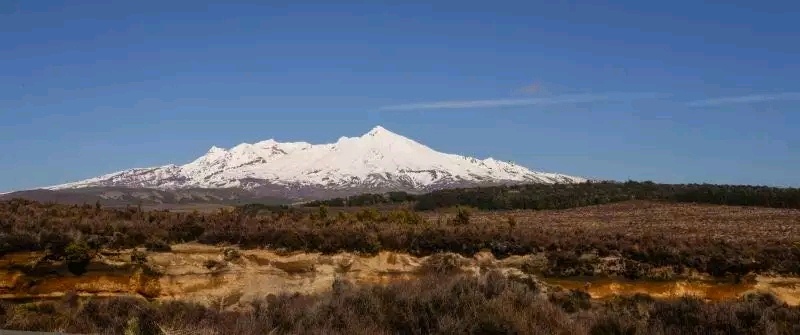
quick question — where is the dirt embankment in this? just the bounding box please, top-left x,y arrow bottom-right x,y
1,243 -> 798,308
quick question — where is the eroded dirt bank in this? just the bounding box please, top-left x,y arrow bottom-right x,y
1,243 -> 798,308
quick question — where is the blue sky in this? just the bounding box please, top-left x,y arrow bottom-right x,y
2,0 -> 799,191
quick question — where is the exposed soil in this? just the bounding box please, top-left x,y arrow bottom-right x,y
1,243 -> 798,309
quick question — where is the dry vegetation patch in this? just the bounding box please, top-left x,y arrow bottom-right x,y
463,200 -> 800,243
1,199 -> 799,280
0,272 -> 798,334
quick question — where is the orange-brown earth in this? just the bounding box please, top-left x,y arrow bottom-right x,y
2,201 -> 799,309
1,243 -> 798,308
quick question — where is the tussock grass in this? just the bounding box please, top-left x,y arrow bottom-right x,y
0,272 -> 798,334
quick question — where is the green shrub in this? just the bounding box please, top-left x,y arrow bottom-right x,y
64,241 -> 92,275
130,250 -> 148,264
223,248 -> 241,261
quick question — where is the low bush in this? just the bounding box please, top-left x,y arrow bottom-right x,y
0,273 -> 798,334
223,247 -> 241,261
130,249 -> 147,264
1,199 -> 799,278
64,240 -> 92,275
203,259 -> 226,271
451,206 -> 472,226
549,289 -> 592,313
144,239 -> 171,252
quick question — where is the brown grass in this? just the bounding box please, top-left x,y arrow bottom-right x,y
2,199 -> 799,334
451,200 -> 800,244
2,199 -> 799,279
0,272 -> 798,334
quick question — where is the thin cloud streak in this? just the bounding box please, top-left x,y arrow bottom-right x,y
379,93 -> 658,111
688,92 -> 800,107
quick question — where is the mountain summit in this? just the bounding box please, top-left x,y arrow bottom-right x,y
46,126 -> 585,198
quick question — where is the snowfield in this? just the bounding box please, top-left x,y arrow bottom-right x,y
48,126 -> 585,191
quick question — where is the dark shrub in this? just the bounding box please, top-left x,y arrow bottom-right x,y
39,231 -> 72,260
144,238 -> 171,252
420,253 -> 464,274
168,221 -> 205,242
549,289 -> 592,313
85,234 -> 107,251
648,297 -> 703,330
0,271 -> 799,334
130,249 -> 148,264
223,247 -> 241,261
204,259 -> 225,271
451,206 -> 471,226
590,316 -> 639,335
0,232 -> 38,256
64,240 -> 92,275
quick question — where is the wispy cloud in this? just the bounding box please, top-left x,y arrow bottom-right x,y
379,92 -> 658,111
688,92 -> 800,107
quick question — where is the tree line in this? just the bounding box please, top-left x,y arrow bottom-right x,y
302,181 -> 800,211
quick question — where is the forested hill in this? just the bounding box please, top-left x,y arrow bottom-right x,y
301,181 -> 800,211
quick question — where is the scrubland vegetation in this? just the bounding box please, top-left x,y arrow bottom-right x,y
1,181 -> 800,333
2,197 -> 798,279
1,272 -> 799,334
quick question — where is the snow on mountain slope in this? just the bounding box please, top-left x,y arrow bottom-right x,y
48,126 -> 585,192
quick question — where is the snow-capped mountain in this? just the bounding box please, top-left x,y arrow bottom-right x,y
46,126 -> 585,196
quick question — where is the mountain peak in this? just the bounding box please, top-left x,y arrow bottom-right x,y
207,146 -> 227,154
46,126 -> 586,194
361,126 -> 413,145
364,125 -> 393,137
256,139 -> 278,146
